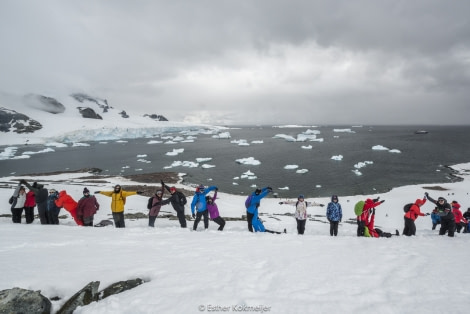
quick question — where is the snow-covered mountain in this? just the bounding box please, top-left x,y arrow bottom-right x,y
0,93 -> 214,146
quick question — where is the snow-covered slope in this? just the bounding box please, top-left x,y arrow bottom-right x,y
0,93 -> 214,146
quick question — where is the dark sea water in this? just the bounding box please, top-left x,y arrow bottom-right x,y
1,125 -> 469,198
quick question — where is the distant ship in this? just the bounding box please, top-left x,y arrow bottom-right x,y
414,130 -> 429,134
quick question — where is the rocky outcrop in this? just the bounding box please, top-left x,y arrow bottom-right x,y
24,94 -> 66,114
119,110 -> 129,118
0,107 -> 43,133
56,281 -> 100,314
144,113 -> 168,121
100,279 -> 144,300
0,287 -> 51,314
71,93 -> 110,113
77,107 -> 103,119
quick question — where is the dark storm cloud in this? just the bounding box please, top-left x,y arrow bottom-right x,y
0,0 -> 469,125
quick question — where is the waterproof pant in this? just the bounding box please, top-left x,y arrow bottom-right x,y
357,219 -> 365,237
24,207 -> 35,224
246,212 -> 254,232
403,217 -> 416,236
439,218 -> 455,237
193,210 -> 209,230
296,219 -> 306,235
112,212 -> 125,228
212,216 -> 226,231
329,221 -> 339,236
48,208 -> 60,225
37,202 -> 49,225
83,216 -> 94,227
176,209 -> 187,228
11,207 -> 23,223
149,215 -> 157,227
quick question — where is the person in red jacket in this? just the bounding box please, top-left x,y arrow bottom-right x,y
24,188 -> 36,224
452,201 -> 467,233
55,190 -> 83,226
76,187 -> 100,227
365,208 -> 399,238
357,197 -> 385,237
403,197 -> 429,236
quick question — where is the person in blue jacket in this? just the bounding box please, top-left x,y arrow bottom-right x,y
191,184 -> 217,231
326,195 -> 343,236
246,187 -> 271,232
430,207 -> 441,230
249,187 -> 285,234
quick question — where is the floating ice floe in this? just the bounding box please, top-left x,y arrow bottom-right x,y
241,170 -> 257,180
333,129 -> 355,133
232,182 -> 239,185
163,161 -> 199,169
233,177 -> 240,180
201,164 -> 216,169
316,185 -> 322,188
284,165 -> 299,170
134,168 -> 143,171
372,145 -> 389,151
273,134 -> 297,142
137,159 -> 151,163
164,141 -> 178,144
147,140 -> 163,144
166,148 -> 184,156
231,139 -> 249,146
278,186 -> 290,190
115,140 -> 128,143
352,169 -> 362,176
196,157 -> 212,162
296,169 -> 309,174
22,148 -> 55,156
331,155 -> 343,161
72,142 -> 90,147
45,142 -> 68,148
389,149 -> 401,153
301,145 -> 313,149
212,132 -> 231,139
354,161 -> 374,169
236,157 -> 261,166
137,154 -> 148,158
251,140 -> 264,144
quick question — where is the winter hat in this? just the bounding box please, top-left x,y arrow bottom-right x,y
298,194 -> 305,199
32,182 -> 38,188
415,199 -> 425,206
198,184 -> 205,192
170,186 -> 176,193
156,190 -> 163,195
438,197 -> 446,202
452,201 -> 460,210
332,195 -> 338,201
83,187 -> 90,194
49,189 -> 57,193
255,188 -> 262,195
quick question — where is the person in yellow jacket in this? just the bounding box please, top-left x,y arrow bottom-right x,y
95,184 -> 143,228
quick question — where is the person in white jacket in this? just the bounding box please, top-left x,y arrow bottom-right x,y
279,195 -> 324,234
10,184 -> 26,223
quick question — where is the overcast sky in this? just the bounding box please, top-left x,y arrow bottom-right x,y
1,0 -> 469,125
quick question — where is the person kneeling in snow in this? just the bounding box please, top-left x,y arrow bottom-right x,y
365,208 -> 399,238
251,187 -> 285,234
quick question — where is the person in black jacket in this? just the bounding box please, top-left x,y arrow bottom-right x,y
160,181 -> 187,228
425,192 -> 455,237
21,180 -> 49,224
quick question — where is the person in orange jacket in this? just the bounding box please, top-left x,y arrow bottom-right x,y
55,190 -> 83,226
452,201 -> 467,233
403,197 -> 429,236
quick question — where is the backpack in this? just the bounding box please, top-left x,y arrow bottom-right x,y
354,200 -> 365,216
177,192 -> 187,206
245,194 -> 253,209
147,197 -> 154,210
403,203 -> 413,213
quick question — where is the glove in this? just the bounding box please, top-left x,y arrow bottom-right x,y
380,200 -> 385,204
425,192 -> 429,197
192,214 -> 196,219
161,180 -> 165,185
426,213 -> 430,216
94,191 -> 101,194
137,191 -> 143,195
215,187 -> 219,191
267,187 -> 273,191
279,202 -> 283,205
320,204 -> 325,207
373,198 -> 379,202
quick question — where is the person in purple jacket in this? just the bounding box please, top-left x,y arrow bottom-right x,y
206,189 -> 225,231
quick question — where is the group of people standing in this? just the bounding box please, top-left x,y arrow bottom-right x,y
9,180 -> 468,237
